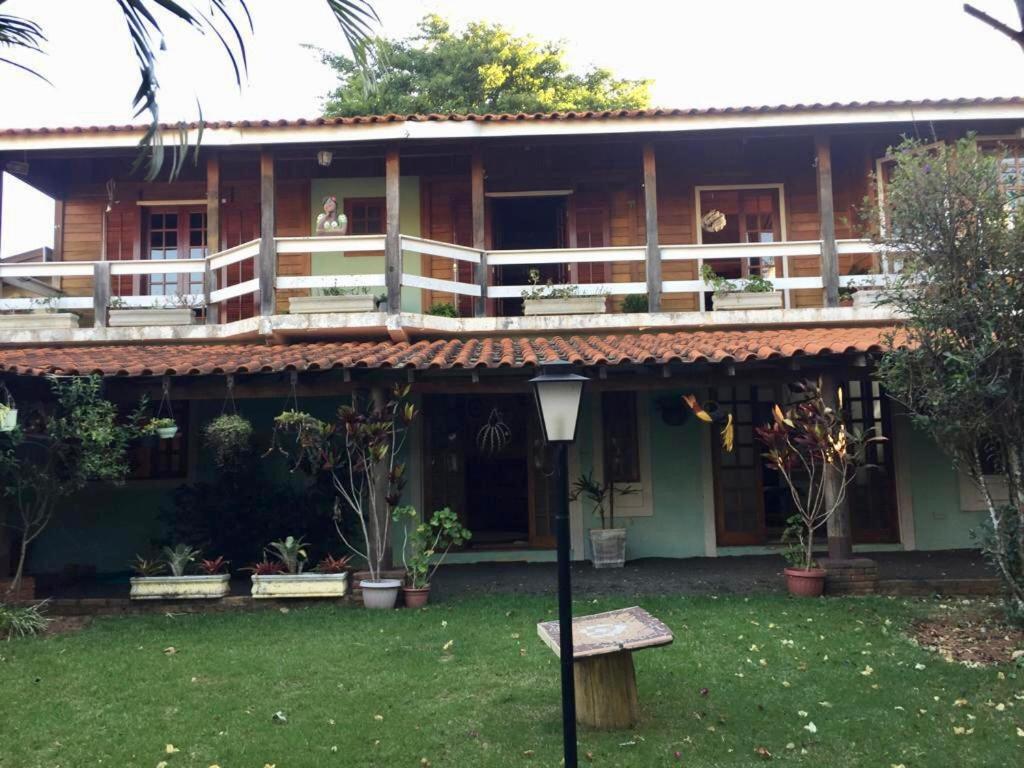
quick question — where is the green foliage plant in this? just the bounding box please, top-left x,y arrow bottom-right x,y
393,506 -> 471,589
569,471 -> 636,530
265,536 -> 309,575
162,543 -> 201,577
203,414 -> 253,467
426,302 -> 458,318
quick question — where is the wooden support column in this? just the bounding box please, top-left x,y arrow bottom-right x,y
385,146 -> 402,312
258,150 -> 276,317
206,153 -> 221,324
93,261 -> 110,328
471,146 -> 487,317
642,143 -> 662,312
574,651 -> 639,729
815,134 -> 840,308
820,371 -> 852,559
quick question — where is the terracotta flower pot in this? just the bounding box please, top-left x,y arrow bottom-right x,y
402,585 -> 431,608
784,567 -> 827,597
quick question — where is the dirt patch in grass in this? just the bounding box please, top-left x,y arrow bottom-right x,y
910,608 -> 1024,666
42,615 -> 92,637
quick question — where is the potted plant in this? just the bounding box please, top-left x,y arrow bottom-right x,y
838,287 -> 856,307
620,294 -> 649,313
521,269 -> 607,315
393,506 -> 471,608
0,295 -> 79,330
288,286 -> 377,314
702,265 -> 783,311
128,544 -> 231,600
426,302 -> 458,318
754,380 -> 882,597
248,536 -> 350,599
570,471 -> 636,569
148,417 -> 178,440
203,413 -> 253,467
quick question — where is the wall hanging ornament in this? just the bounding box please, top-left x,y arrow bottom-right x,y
701,209 -> 727,233
476,407 -> 511,455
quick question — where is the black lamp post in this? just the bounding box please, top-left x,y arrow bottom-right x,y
529,360 -> 587,768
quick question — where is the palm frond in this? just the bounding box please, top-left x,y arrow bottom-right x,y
0,7 -> 49,82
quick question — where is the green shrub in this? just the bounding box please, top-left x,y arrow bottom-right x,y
0,600 -> 50,639
621,294 -> 648,313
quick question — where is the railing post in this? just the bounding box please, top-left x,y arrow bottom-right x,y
93,261 -> 110,328
815,134 -> 840,308
204,259 -> 217,325
642,143 -> 662,312
385,146 -> 402,312
258,150 -> 277,317
471,146 -> 487,317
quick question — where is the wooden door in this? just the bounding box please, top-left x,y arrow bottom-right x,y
844,378 -> 899,543
143,207 -> 206,297
574,189 -> 611,283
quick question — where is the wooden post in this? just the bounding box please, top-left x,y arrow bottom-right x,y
820,371 -> 852,559
258,150 -> 276,317
385,146 -> 402,313
815,134 -> 840,308
471,146 -> 487,317
574,651 -> 639,729
93,261 -> 110,328
642,143 -> 661,312
206,153 -> 220,324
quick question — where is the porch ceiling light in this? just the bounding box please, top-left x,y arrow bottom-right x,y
530,361 -> 587,444
317,150 -> 333,167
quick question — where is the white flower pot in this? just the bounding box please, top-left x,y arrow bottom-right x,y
251,572 -> 349,599
359,578 -> 402,609
108,308 -> 195,327
288,295 -> 377,314
589,528 -> 627,569
129,574 -> 230,600
0,313 -> 79,330
156,426 -> 178,439
0,409 -> 17,432
711,292 -> 784,311
523,296 -> 608,315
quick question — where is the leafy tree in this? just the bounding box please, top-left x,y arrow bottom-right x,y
0,376 -> 146,593
0,0 -> 378,178
319,14 -> 651,117
870,137 -> 1024,622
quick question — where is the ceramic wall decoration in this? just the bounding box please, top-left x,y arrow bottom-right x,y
315,195 -> 348,235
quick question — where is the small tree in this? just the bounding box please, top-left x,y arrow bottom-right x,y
870,137 -> 1024,621
268,385 -> 416,582
0,375 -> 144,594
754,381 -> 878,572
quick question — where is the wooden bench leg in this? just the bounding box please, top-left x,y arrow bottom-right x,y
573,650 -> 639,729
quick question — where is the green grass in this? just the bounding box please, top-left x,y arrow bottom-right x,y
0,595 -> 1021,767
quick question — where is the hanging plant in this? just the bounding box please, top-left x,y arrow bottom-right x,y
476,407 -> 511,455
204,413 -> 253,467
147,417 -> 178,439
0,385 -> 17,433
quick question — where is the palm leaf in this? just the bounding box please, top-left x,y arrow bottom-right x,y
0,6 -> 49,82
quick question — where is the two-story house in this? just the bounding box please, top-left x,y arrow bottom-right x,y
0,97 -> 1017,583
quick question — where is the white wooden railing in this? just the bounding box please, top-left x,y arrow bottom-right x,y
0,235 -> 888,324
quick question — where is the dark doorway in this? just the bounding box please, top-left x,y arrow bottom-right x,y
491,196 -> 568,316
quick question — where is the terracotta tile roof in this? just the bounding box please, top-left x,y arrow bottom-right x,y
0,326 -> 898,378
3,97 -> 1020,136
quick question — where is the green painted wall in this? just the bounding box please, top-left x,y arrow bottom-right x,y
575,392 -> 709,561
309,177 -> 423,312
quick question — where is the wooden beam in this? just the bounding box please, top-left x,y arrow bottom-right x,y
471,146 -> 487,317
642,143 -> 662,312
258,150 -> 276,317
206,154 -> 221,324
815,134 -> 840,308
92,261 -> 110,328
385,146 -> 402,312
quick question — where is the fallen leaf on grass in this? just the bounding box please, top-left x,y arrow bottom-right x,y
373,714 -> 384,721
163,647 -> 177,656
860,666 -> 873,676
754,745 -> 772,759
804,722 -> 817,734
272,711 -> 287,724
522,749 -> 534,757
165,745 -> 179,755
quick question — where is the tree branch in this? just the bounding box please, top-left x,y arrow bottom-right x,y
964,3 -> 1024,51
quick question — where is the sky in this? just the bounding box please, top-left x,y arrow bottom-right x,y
2,0 -> 1023,257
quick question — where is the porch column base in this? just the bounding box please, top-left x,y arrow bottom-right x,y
819,557 -> 879,596
827,535 -> 852,561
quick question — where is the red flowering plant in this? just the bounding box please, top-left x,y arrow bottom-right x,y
754,379 -> 883,572
198,556 -> 229,575
314,554 -> 353,574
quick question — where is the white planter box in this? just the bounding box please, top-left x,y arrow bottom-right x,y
0,313 -> 79,330
251,572 -> 349,599
129,574 -> 230,600
288,295 -> 376,314
712,292 -> 784,311
523,296 -> 608,315
852,289 -> 884,308
109,308 -> 195,327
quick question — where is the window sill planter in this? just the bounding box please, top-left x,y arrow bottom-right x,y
109,308 -> 195,327
288,295 -> 376,314
360,578 -> 402,609
783,567 -> 826,598
523,296 -> 608,315
250,572 -> 349,599
711,292 -> 784,311
589,528 -> 627,569
129,574 -> 230,600
0,313 -> 80,330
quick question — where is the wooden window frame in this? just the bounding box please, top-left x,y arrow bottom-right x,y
694,183 -> 788,244
344,197 -> 387,236
127,401 -> 191,482
142,206 -> 207,296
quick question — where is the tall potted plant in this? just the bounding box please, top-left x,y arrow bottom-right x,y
754,380 -> 880,597
570,471 -> 636,569
393,506 -> 471,607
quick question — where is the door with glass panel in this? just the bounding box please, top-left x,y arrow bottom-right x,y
145,208 -> 207,301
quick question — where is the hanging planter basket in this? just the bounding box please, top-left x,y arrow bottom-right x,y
0,406 -> 17,433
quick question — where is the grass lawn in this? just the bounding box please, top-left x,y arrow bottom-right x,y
0,595 -> 1021,767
